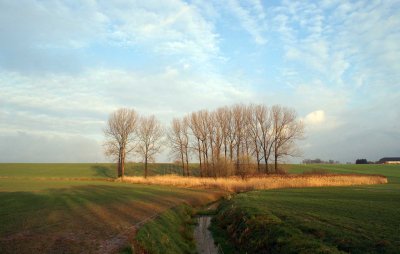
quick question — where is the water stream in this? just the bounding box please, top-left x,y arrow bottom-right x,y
193,215 -> 219,254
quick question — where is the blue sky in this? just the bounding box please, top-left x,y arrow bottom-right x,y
0,0 -> 399,163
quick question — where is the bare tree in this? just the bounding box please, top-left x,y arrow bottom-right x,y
232,104 -> 245,174
255,105 -> 273,173
168,118 -> 185,175
136,115 -> 164,178
104,108 -> 138,178
246,104 -> 263,172
272,105 -> 304,172
188,112 -> 202,176
198,110 -> 211,176
168,117 -> 190,176
182,116 -> 191,176
189,111 -> 208,177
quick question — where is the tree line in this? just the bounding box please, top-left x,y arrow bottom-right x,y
104,104 -> 304,178
302,159 -> 340,164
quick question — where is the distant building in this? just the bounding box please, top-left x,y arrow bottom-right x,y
379,157 -> 400,164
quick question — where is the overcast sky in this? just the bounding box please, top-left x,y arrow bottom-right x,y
0,0 -> 399,163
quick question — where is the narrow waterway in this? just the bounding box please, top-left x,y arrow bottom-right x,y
194,215 -> 219,254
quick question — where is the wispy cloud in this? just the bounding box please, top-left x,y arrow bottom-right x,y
226,0 -> 268,45
104,0 -> 221,64
0,67 -> 254,136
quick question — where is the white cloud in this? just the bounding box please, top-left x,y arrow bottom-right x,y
0,132 -> 105,163
226,0 -> 267,45
274,0 -> 400,90
301,108 -> 341,133
103,0 -> 220,64
0,0 -> 222,73
304,110 -> 325,125
0,67 -> 255,136
0,65 -> 257,162
0,0 -> 108,72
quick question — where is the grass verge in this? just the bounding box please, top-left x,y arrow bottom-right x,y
211,184 -> 400,254
134,204 -> 197,254
212,197 -> 341,254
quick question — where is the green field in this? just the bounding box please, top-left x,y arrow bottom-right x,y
212,164 -> 400,253
1,163 -> 399,253
0,163 -> 199,179
0,163 -> 221,254
287,164 -> 400,183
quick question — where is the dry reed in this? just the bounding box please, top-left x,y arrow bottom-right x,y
119,174 -> 387,192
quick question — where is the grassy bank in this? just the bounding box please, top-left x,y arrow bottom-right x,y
134,204 -> 197,254
211,165 -> 400,253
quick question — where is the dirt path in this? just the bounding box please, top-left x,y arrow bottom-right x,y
194,216 -> 219,254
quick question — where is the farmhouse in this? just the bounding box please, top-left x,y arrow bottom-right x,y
379,157 -> 400,164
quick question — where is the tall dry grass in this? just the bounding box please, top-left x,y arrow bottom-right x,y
119,174 -> 387,192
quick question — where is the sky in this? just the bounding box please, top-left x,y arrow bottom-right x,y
0,0 -> 399,163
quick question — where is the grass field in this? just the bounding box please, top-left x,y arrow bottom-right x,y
212,164 -> 400,253
287,164 -> 400,183
0,163 -> 222,254
0,163 -> 398,253
0,163 -> 200,179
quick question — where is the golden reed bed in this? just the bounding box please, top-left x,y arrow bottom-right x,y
119,174 -> 387,192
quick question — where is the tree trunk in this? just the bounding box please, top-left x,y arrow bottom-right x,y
209,139 -> 215,177
263,144 -> 269,174
229,142 -> 234,161
254,137 -> 260,173
274,137 -> 279,173
185,150 -> 190,176
144,156 -> 148,178
197,138 -> 203,177
236,142 -> 240,175
117,148 -> 122,178
121,147 -> 125,178
224,139 -> 227,162
180,149 -> 185,176
204,142 -> 209,177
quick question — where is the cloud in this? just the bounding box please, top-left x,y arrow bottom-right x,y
0,0 -> 221,73
226,0 -> 268,44
0,64 -> 257,162
0,132 -> 105,163
300,121 -> 400,163
304,110 -> 325,125
273,0 -> 400,89
101,0 -> 221,65
0,0 -> 107,73
0,67 -> 255,136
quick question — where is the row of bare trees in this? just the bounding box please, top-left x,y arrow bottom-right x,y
168,104 -> 304,177
104,104 -> 304,178
104,108 -> 163,178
